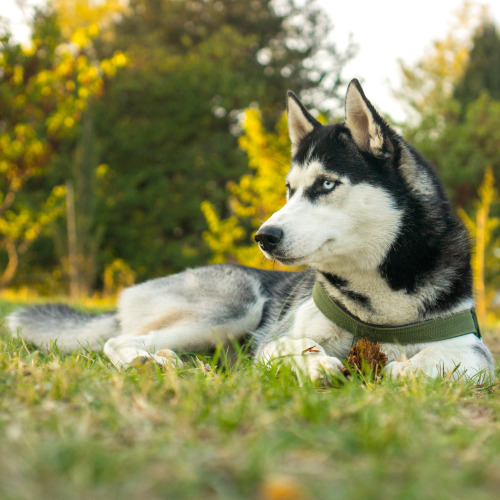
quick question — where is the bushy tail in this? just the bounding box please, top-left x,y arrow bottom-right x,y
7,304 -> 120,353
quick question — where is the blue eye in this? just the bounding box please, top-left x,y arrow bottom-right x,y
322,180 -> 336,190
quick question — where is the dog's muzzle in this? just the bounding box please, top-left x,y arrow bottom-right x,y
254,226 -> 283,254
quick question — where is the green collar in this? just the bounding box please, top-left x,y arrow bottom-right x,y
313,282 -> 481,344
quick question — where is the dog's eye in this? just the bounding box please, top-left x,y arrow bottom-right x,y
315,178 -> 340,195
322,180 -> 336,191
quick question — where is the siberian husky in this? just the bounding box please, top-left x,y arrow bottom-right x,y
7,80 -> 495,382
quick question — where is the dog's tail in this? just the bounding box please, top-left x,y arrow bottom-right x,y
7,304 -> 120,353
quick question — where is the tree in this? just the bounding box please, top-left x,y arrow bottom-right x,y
108,0 -> 353,119
0,6 -> 126,290
89,0 -> 353,280
201,107 -> 329,269
454,21 -> 500,110
201,108 -> 291,269
51,0 -> 123,39
3,0 -> 352,292
415,94 -> 500,206
458,168 -> 500,324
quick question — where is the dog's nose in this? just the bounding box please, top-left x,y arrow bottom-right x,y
254,226 -> 283,252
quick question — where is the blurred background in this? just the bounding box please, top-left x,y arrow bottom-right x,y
1,0 -> 500,327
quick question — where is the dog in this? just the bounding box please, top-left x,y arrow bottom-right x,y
7,79 -> 495,382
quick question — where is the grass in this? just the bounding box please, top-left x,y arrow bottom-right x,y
0,298 -> 500,499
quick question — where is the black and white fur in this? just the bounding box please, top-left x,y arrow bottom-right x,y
7,80 -> 494,382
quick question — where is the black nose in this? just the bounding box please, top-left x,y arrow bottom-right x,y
254,226 -> 283,253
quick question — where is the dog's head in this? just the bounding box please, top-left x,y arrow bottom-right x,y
255,79 -> 407,272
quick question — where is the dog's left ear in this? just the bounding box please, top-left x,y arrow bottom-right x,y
287,91 -> 321,156
345,79 -> 393,158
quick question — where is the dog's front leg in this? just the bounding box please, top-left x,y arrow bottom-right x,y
256,337 -> 343,384
384,336 -> 495,382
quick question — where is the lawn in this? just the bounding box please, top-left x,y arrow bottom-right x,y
0,298 -> 499,500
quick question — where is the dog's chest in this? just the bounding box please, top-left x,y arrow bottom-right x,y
287,297 -> 353,358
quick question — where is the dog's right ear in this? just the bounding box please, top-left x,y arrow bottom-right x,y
287,91 -> 320,156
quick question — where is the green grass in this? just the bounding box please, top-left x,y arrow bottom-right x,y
0,298 -> 499,499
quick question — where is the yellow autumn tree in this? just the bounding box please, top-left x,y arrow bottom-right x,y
52,0 -> 124,40
0,9 -> 127,288
202,109 -> 292,269
458,168 -> 500,325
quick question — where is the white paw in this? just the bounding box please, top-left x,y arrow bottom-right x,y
153,349 -> 184,367
301,355 -> 343,383
385,360 -> 416,379
131,350 -> 183,369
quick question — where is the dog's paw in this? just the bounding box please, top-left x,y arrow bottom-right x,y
132,349 -> 183,369
154,349 -> 184,367
301,355 -> 343,383
385,360 -> 417,379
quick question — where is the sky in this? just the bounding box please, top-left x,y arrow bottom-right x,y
317,0 -> 500,120
4,0 -> 500,121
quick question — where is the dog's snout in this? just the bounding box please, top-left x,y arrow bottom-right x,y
254,226 -> 283,252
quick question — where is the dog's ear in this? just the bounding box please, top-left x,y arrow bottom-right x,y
287,91 -> 320,156
345,79 -> 393,158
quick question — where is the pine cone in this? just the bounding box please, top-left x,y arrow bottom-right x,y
342,339 -> 388,378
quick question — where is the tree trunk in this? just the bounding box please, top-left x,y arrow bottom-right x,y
0,239 -> 19,289
66,179 -> 80,298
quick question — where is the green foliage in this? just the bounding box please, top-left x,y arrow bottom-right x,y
88,0 -> 353,280
92,26 -> 257,276
108,0 -> 352,119
0,7 -> 125,291
0,297 -> 499,499
454,22 -> 500,110
410,94 -> 500,205
0,0 -> 353,292
202,108 -> 292,268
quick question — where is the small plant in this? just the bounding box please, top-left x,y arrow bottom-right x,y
342,339 -> 388,379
